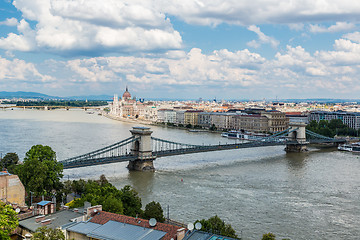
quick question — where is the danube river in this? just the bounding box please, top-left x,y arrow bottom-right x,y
1,109 -> 359,240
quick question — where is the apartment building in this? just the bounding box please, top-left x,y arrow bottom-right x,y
309,111 -> 360,129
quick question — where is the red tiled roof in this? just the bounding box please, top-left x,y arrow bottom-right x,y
285,112 -> 302,115
90,211 -> 184,240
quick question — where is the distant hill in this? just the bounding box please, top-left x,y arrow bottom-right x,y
0,91 -> 57,99
0,91 -> 113,101
66,95 -> 113,101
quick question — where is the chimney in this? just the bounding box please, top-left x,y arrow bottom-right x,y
177,228 -> 186,240
35,215 -> 45,223
41,219 -> 51,226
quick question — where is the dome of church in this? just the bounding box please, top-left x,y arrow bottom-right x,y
122,86 -> 131,100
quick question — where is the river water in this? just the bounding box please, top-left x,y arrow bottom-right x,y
0,109 -> 359,240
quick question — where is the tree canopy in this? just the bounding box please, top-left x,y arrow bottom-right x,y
0,202 -> 19,240
262,233 -> 276,240
31,226 -> 65,240
143,201 -> 165,222
16,145 -> 63,196
1,152 -> 19,173
195,215 -> 238,239
306,119 -> 360,138
65,176 -> 142,216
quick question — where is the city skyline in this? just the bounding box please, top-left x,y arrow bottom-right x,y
1,0 -> 360,99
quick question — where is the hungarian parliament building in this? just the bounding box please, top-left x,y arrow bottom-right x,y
109,87 -> 158,122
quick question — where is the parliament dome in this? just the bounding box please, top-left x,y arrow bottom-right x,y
122,86 -> 131,100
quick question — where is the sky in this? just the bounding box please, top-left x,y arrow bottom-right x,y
1,0 -> 360,100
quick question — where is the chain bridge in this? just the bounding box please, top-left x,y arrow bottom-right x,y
59,123 -> 346,171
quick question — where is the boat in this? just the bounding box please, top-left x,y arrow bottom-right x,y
338,142 -> 360,153
221,130 -> 269,141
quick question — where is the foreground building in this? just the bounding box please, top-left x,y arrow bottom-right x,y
64,211 -> 186,240
0,170 -> 26,207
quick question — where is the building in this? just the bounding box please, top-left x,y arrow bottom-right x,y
175,110 -> 186,125
233,113 -> 269,133
261,110 -> 289,133
184,110 -> 203,126
210,112 -> 236,130
157,109 -> 177,124
183,230 -> 238,240
0,170 -> 26,207
309,111 -> 360,129
198,112 -> 212,128
17,204 -> 102,238
64,211 -> 186,240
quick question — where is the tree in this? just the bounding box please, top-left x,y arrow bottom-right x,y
31,226 -> 65,240
1,152 -> 19,170
17,145 -> 63,196
262,233 -> 276,240
209,124 -> 217,131
120,185 -> 143,217
0,202 -> 19,240
65,177 -> 125,215
143,201 -> 165,222
195,215 -> 237,239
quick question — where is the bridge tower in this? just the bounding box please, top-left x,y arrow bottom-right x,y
285,122 -> 308,152
127,127 -> 156,171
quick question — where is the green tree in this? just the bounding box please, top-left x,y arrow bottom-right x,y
328,119 -> 345,130
71,179 -> 87,197
0,202 -> 19,240
65,177 -> 125,215
17,145 -> 63,196
209,124 -> 217,131
1,152 -> 19,170
262,233 -> 276,240
31,226 -> 65,240
120,185 -> 143,217
143,201 -> 165,222
195,215 -> 237,239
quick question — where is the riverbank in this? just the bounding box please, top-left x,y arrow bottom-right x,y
103,113 -> 221,134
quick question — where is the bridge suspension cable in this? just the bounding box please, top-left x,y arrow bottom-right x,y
60,136 -> 138,167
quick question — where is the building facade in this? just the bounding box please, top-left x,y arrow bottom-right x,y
0,171 -> 25,207
309,111 -> 360,130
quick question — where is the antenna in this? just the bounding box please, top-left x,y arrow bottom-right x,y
195,222 -> 202,230
149,218 -> 157,227
187,223 -> 194,231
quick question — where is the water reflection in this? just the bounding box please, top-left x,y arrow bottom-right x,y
285,151 -> 308,170
127,171 -> 155,203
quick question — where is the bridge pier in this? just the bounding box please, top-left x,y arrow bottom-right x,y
128,127 -> 156,171
285,122 -> 309,153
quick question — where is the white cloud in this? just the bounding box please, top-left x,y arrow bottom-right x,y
309,22 -> 355,33
0,19 -> 36,51
0,18 -> 18,26
343,32 -> 360,43
247,25 -> 279,49
157,0 -> 360,26
0,56 -> 53,82
288,23 -> 304,31
0,0 -> 182,55
66,48 -> 265,88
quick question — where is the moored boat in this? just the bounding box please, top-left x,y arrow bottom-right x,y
338,142 -> 360,153
221,130 -> 269,141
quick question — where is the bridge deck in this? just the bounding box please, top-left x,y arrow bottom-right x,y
61,138 -> 345,169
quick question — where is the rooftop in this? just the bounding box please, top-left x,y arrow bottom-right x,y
19,209 -> 84,232
183,230 -> 238,240
90,211 -> 184,240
